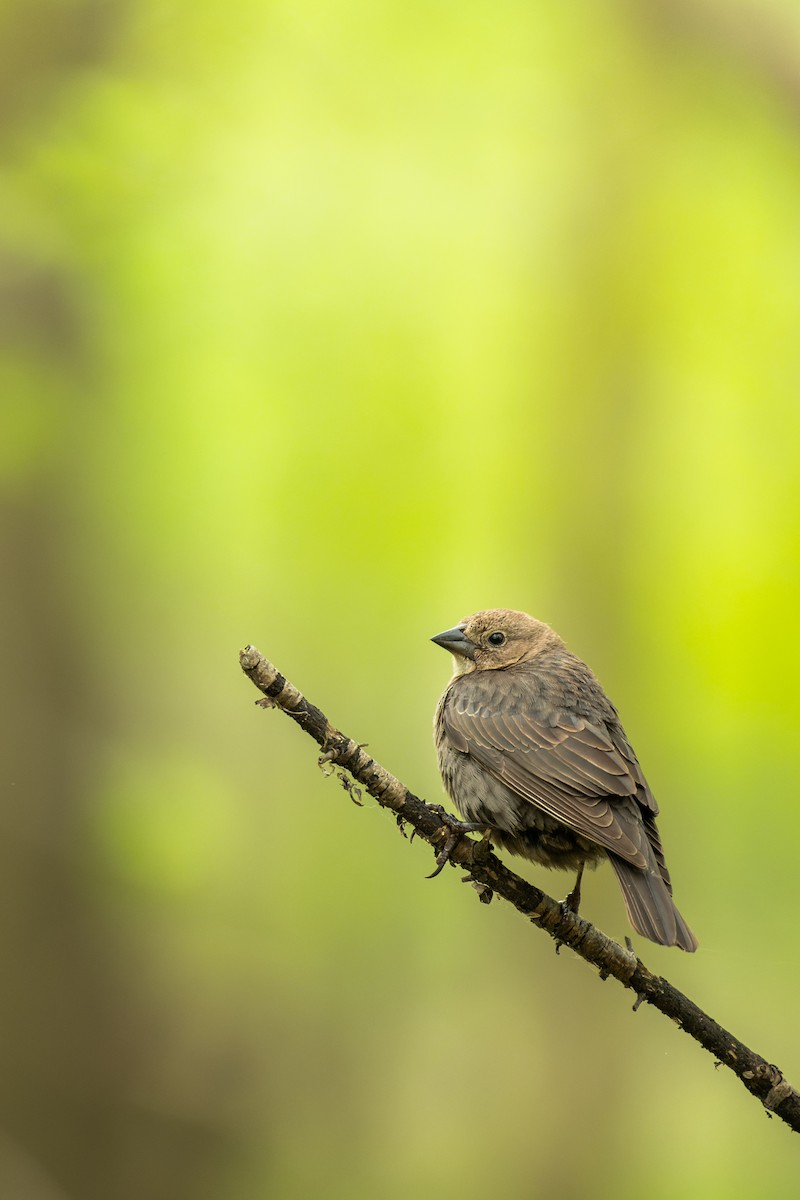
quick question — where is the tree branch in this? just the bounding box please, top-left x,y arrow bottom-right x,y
239,643 -> 800,1135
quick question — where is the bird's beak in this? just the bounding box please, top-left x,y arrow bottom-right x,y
431,626 -> 477,659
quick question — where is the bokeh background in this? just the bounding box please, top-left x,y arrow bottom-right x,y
3,1 -> 800,1197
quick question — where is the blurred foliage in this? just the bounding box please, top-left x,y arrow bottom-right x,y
2,0 -> 800,1197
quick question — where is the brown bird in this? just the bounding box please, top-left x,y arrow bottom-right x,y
432,608 -> 697,951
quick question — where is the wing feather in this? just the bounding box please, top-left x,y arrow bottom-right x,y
443,676 -> 656,869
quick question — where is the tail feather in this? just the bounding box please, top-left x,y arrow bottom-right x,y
610,855 -> 698,952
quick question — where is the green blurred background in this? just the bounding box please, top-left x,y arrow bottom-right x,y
3,1 -> 800,1197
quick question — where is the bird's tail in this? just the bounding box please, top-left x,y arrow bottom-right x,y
609,856 -> 698,952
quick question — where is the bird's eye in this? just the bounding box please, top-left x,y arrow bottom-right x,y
487,631 -> 506,646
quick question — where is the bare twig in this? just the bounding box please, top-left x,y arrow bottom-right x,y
239,643 -> 800,1135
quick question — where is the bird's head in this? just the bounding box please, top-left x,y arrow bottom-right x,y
431,608 -> 561,675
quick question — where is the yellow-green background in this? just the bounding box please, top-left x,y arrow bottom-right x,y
3,1 -> 800,1197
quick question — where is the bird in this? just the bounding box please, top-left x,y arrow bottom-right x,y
432,608 -> 697,951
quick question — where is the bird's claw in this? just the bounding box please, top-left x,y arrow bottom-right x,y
561,863 -> 584,916
554,897 -> 578,960
425,809 -> 488,879
426,828 -> 464,878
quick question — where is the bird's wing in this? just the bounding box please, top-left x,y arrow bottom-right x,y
443,682 -> 655,869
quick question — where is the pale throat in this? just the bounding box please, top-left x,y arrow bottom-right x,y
450,647 -> 539,677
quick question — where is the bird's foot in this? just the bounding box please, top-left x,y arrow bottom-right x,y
426,808 -> 490,879
560,863 -> 585,916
